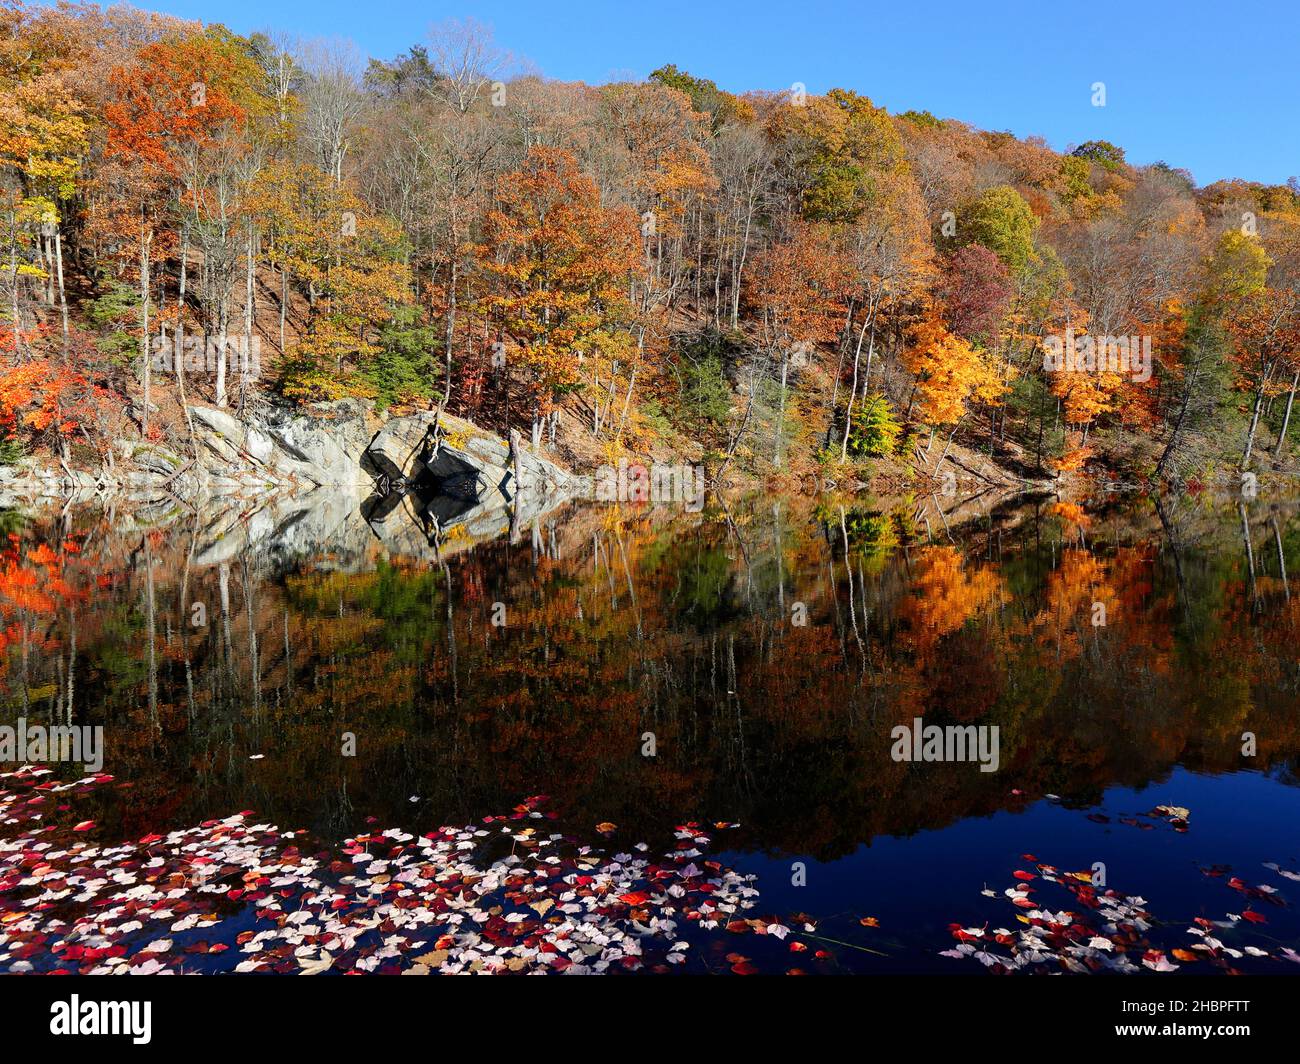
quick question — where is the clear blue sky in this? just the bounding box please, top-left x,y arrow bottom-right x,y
135,0 -> 1298,187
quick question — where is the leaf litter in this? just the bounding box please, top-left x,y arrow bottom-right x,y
5,767 -> 1298,975
941,855 -> 1296,974
1,767 -> 759,975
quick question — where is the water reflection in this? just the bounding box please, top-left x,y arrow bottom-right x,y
0,493 -> 1297,863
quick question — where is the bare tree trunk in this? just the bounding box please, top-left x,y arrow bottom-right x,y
1242,377 -> 1268,468
64,608 -> 76,718
176,231 -> 199,457
145,535 -> 159,732
442,561 -> 458,705
39,227 -> 52,304
509,427 -> 523,505
443,256 -> 457,407
730,192 -> 756,329
839,316 -> 871,463
54,226 -> 69,352
216,294 -> 228,408
243,221 -> 255,407
712,213 -> 725,327
717,364 -> 756,484
1273,367 -> 1300,461
774,348 -> 789,468
1240,502 -> 1259,609
140,221 -> 152,438
614,360 -> 639,445
1156,356 -> 1199,481
8,209 -> 21,357
1273,514 -> 1289,601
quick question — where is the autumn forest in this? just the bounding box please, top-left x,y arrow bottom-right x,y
3,1 -> 1300,487
2,0 -> 1300,1004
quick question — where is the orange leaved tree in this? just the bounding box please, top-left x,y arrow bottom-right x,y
99,31 -> 248,424
903,315 -> 1005,452
476,146 -> 643,449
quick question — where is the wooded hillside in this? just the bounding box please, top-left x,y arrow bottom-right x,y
4,1 -> 1300,490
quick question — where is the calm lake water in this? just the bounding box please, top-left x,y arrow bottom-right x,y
2,492 -> 1299,974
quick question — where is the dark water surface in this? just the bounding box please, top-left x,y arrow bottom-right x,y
2,493 -> 1299,973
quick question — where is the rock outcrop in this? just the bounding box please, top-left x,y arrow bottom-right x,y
358,409 -> 588,561
185,400 -> 371,498
0,399 -> 590,565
